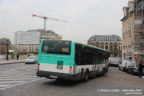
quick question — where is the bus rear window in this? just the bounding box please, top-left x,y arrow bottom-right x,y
41,40 -> 71,55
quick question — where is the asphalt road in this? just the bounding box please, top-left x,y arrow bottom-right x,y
0,63 -> 143,96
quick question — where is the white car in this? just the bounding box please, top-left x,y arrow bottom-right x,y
125,61 -> 136,69
126,61 -> 139,74
25,56 -> 38,64
119,60 -> 137,71
118,60 -> 129,71
109,57 -> 121,66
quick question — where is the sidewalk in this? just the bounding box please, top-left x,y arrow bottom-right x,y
0,59 -> 25,65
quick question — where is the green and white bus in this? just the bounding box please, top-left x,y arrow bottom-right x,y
37,40 -> 110,81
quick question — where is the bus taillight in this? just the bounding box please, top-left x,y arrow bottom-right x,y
38,64 -> 40,71
69,66 -> 72,72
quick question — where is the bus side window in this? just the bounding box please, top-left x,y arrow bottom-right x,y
100,56 -> 103,64
75,44 -> 79,65
97,57 -> 99,64
75,44 -> 83,65
95,57 -> 97,64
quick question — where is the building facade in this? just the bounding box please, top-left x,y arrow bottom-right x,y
14,29 -> 62,54
121,1 -> 135,60
121,0 -> 144,61
87,35 -> 122,57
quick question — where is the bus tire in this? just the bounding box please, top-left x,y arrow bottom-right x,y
84,70 -> 89,82
80,69 -> 84,80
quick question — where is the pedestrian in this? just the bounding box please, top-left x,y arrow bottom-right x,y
17,54 -> 19,60
138,59 -> 144,78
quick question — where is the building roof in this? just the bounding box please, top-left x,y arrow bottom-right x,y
88,35 -> 121,42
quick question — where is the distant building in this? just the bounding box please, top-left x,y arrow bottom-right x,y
88,35 -> 122,57
121,0 -> 144,61
14,29 -> 62,54
0,38 -> 11,55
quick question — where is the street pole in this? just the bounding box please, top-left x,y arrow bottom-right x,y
6,40 -> 9,60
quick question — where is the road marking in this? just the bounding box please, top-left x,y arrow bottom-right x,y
0,76 -> 37,78
1,66 -> 36,73
0,78 -> 38,81
0,64 -> 40,91
0,81 -> 24,84
0,73 -> 35,75
0,85 -> 10,87
0,78 -> 44,91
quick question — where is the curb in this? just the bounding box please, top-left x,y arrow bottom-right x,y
0,61 -> 25,65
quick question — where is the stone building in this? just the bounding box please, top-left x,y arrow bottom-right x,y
14,29 -> 62,54
88,35 -> 122,57
121,0 -> 144,60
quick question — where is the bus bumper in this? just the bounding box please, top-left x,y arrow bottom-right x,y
37,71 -> 81,81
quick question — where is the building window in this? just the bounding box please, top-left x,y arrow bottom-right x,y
105,46 -> 108,50
123,46 -> 125,49
129,22 -> 131,32
110,46 -> 113,49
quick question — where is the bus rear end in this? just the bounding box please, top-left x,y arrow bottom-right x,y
37,40 -> 75,80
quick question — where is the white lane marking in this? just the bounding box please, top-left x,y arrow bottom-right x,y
0,78 -> 44,91
4,69 -> 36,74
3,72 -> 32,75
0,73 -> 33,76
0,64 -> 39,90
0,76 -> 37,78
10,67 -> 37,72
0,85 -> 10,87
1,65 -> 36,73
0,78 -> 38,81
0,81 -> 24,84
0,76 -> 36,78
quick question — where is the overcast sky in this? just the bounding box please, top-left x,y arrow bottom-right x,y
0,0 -> 129,44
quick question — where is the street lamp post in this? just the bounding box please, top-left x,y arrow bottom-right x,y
6,40 -> 9,60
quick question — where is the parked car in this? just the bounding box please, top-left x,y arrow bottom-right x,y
25,56 -> 38,64
109,57 -> 121,66
118,60 -> 130,71
126,62 -> 139,75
